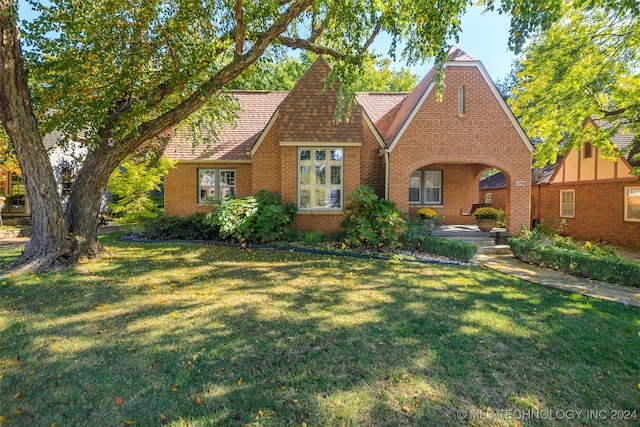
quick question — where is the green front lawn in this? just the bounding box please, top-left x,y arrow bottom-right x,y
1,236 -> 638,426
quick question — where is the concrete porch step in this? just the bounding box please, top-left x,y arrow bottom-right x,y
447,236 -> 496,248
476,244 -> 513,255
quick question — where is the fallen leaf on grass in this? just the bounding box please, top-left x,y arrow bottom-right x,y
258,410 -> 263,417
195,397 -> 202,405
160,414 -> 167,422
171,387 -> 178,392
115,397 -> 123,406
13,392 -> 21,399
402,405 -> 410,412
236,378 -> 243,386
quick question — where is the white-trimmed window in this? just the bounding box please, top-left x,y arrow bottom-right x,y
10,172 -> 25,208
409,170 -> 443,205
560,189 -> 575,218
198,169 -> 235,204
61,166 -> 74,196
625,186 -> 640,222
298,147 -> 343,210
485,193 -> 493,204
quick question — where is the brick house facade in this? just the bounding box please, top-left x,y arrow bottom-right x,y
480,119 -> 640,249
163,47 -> 533,236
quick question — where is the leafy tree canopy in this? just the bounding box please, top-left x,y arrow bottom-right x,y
508,1 -> 640,171
229,52 -> 418,92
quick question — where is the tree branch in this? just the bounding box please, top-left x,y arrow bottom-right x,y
362,17 -> 383,52
116,0 -> 315,153
234,0 -> 245,58
277,35 -> 346,60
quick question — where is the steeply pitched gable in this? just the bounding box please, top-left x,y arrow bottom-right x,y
385,46 -> 533,153
276,56 -> 363,144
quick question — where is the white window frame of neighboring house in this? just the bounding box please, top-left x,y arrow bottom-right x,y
624,186 -> 640,222
298,147 -> 343,210
485,193 -> 493,204
10,172 -> 26,208
60,166 -> 74,197
409,170 -> 443,205
560,189 -> 575,218
197,168 -> 236,204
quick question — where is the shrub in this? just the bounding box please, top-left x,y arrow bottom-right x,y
402,217 -> 437,250
303,230 -> 329,245
142,213 -> 220,240
509,236 -> 639,287
107,157 -> 176,225
473,207 -> 501,220
420,237 -> 477,262
340,185 -> 406,248
204,190 -> 296,243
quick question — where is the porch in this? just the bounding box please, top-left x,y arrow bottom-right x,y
431,224 -> 511,246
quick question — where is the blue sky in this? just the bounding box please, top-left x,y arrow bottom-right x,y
373,6 -> 517,82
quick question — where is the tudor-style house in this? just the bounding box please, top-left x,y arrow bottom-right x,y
163,47 -> 533,237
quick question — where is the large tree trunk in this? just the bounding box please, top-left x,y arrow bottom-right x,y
64,140 -> 129,259
0,3 -> 71,271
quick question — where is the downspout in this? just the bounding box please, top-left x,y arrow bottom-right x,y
537,184 -> 541,221
384,150 -> 390,200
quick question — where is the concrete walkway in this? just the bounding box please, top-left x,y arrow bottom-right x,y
473,252 -> 640,308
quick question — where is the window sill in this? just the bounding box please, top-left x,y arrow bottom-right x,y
298,209 -> 344,215
410,204 -> 443,208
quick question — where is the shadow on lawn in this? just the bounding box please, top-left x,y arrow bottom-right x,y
1,240 -> 639,426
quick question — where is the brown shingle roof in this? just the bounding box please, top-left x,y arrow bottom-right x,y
164,47 -> 481,161
164,91 -> 287,161
355,92 -> 408,138
591,118 -> 636,160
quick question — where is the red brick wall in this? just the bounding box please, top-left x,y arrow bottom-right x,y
479,187 -> 508,211
164,162 -> 252,216
251,120 -> 281,194
388,65 -> 531,235
533,181 -> 640,249
361,122 -> 385,198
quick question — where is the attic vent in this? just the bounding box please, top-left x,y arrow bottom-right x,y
457,86 -> 465,117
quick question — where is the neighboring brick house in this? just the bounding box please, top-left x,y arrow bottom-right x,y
163,47 -> 533,236
481,119 -> 640,249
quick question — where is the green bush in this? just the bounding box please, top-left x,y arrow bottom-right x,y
142,213 -> 220,240
204,190 -> 296,243
420,237 -> 477,262
402,217 -> 438,250
107,157 -> 175,225
303,230 -> 329,245
340,185 -> 406,248
509,237 -> 640,287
